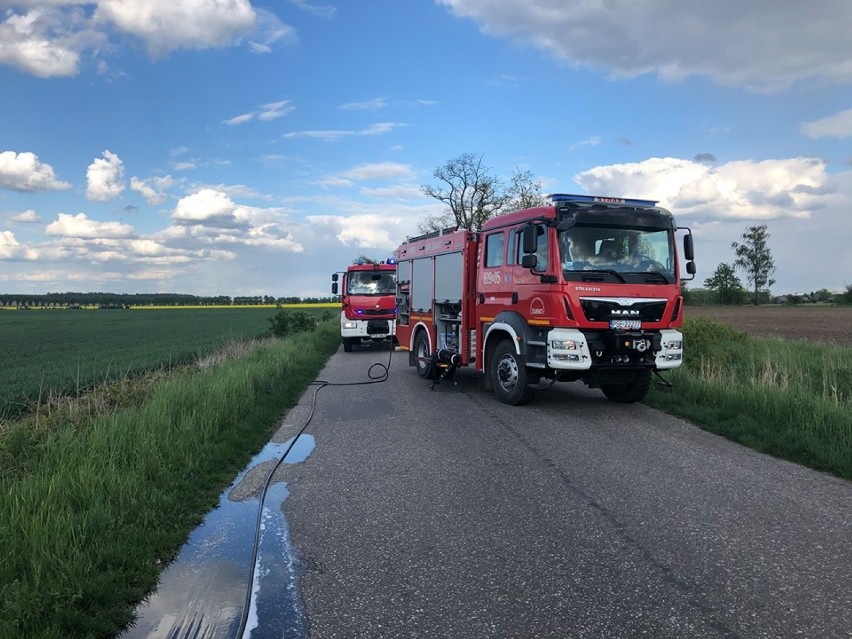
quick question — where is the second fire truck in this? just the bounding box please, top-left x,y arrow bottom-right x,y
331,260 -> 397,352
393,194 -> 696,404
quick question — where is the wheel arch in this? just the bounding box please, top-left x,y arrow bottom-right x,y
408,321 -> 433,368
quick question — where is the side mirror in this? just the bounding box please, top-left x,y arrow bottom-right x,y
686,262 -> 696,275
521,254 -> 537,269
522,224 -> 538,254
331,282 -> 338,295
332,273 -> 339,282
682,232 -> 694,261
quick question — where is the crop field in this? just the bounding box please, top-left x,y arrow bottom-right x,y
0,305 -> 336,419
684,305 -> 852,347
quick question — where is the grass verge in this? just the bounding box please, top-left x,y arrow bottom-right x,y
646,317 -> 852,480
0,320 -> 340,639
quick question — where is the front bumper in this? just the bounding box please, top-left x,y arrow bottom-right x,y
340,313 -> 396,339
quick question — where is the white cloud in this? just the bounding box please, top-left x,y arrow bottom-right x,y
287,0 -> 336,18
0,151 -> 71,192
168,188 -> 303,252
172,188 -> 240,225
45,212 -> 135,239
340,97 -> 388,111
341,162 -> 414,181
224,112 -> 254,126
801,108 -> 852,139
257,100 -> 294,121
226,99 -> 295,124
10,209 -> 42,223
573,156 -> 832,222
360,185 -> 425,199
130,175 -> 176,205
307,214 -> 404,250
247,8 -> 297,53
568,136 -> 601,152
0,230 -> 39,260
437,0 -> 852,91
86,150 -> 125,201
94,0 -> 257,57
283,122 -> 406,141
0,7 -> 100,78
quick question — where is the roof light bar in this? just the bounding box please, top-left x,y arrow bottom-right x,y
549,193 -> 658,207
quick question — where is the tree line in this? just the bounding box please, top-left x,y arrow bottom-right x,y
0,292 -> 336,308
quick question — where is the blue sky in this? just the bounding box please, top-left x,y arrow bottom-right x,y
2,0 -> 851,298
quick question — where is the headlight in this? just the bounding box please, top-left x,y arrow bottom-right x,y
343,321 -> 358,329
665,340 -> 682,350
551,339 -> 579,350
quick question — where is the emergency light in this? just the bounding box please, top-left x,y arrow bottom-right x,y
549,193 -> 658,207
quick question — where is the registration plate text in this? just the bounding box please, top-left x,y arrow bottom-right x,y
610,319 -> 641,330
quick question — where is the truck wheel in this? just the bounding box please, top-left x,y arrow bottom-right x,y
490,340 -> 534,405
342,338 -> 354,353
601,369 -> 652,403
414,330 -> 434,379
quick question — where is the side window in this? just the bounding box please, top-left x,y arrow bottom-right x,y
484,232 -> 504,268
533,225 -> 548,272
506,230 -> 516,266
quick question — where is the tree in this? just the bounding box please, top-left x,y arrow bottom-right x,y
732,225 -> 776,304
505,168 -> 549,211
352,255 -> 378,265
421,153 -> 508,231
704,263 -> 745,305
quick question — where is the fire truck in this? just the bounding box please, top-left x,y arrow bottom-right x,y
393,194 -> 696,405
331,260 -> 397,352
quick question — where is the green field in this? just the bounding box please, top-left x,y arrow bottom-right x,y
0,307 -> 331,420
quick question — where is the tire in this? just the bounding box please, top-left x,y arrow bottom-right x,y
490,340 -> 534,405
414,330 -> 434,379
601,369 -> 652,403
342,338 -> 354,353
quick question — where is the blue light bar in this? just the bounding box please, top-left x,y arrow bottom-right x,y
549,193 -> 658,207
387,258 -> 397,265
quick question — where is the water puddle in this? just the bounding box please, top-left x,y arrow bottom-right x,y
121,434 -> 315,639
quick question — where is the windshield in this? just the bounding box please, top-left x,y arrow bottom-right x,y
558,225 -> 675,281
346,270 -> 396,295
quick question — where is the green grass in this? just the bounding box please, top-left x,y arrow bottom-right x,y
646,317 -> 852,480
0,307 -> 330,420
0,320 -> 340,639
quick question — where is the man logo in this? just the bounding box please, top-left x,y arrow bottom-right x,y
611,309 -> 640,316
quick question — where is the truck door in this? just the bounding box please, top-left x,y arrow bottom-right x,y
477,230 -> 514,318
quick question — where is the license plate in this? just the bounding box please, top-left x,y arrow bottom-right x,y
610,319 -> 641,330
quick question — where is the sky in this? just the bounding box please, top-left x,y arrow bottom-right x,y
1,0 -> 851,298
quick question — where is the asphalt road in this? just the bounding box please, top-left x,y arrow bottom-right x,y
278,343 -> 851,639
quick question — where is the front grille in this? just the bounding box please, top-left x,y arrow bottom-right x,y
580,298 -> 666,323
361,308 -> 392,316
366,320 -> 390,334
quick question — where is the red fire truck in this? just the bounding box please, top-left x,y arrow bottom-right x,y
331,260 -> 397,352
393,194 -> 695,404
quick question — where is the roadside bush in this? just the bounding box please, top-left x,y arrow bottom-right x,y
682,316 -> 748,361
267,307 -> 318,337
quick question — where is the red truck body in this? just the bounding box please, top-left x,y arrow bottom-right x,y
393,194 -> 695,404
332,261 -> 397,352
